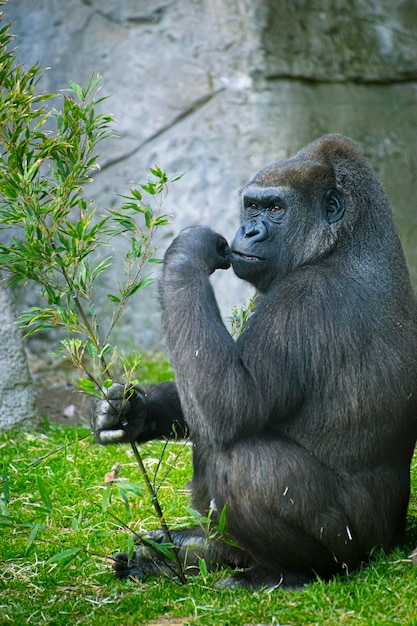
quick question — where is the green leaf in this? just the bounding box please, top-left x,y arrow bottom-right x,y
140,183 -> 156,196
0,514 -> 12,526
127,534 -> 135,560
98,343 -> 112,358
102,483 -> 112,513
0,498 -> 10,517
130,188 -> 143,201
46,547 -> 81,565
36,475 -> 52,513
75,377 -> 102,398
26,522 -> 45,554
77,378 -> 96,392
1,466 -> 9,503
218,504 -> 227,533
198,558 -> 208,578
86,342 -> 98,358
71,510 -> 83,531
91,530 -> 113,539
143,537 -> 176,561
120,276 -> 154,298
117,487 -> 131,517
116,481 -> 143,498
152,216 -> 170,227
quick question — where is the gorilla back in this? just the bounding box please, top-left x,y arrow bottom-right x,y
92,134 -> 417,590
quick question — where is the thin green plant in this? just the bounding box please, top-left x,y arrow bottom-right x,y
0,16 -> 186,583
230,296 -> 256,338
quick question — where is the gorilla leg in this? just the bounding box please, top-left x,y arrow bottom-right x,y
114,437 -> 368,589
114,438 -> 406,589
207,437 -> 366,588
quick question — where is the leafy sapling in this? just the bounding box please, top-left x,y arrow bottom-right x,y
0,18 -> 186,583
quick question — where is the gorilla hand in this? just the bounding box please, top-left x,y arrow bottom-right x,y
165,225 -> 231,275
90,383 -> 147,445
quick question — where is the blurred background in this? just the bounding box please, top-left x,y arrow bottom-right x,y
2,0 -> 417,351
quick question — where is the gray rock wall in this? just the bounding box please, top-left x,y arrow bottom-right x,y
0,285 -> 38,430
260,0 -> 417,81
2,0 -> 417,354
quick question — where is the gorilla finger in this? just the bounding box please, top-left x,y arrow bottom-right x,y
141,529 -> 167,544
97,428 -> 128,444
93,405 -> 124,430
217,255 -> 231,270
94,403 -> 130,431
216,236 -> 231,258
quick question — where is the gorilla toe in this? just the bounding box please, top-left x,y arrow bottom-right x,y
113,551 -> 141,579
112,547 -> 182,581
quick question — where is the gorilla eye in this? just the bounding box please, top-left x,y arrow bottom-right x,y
249,203 -> 258,211
267,204 -> 285,222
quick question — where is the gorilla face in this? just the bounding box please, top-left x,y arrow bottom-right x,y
231,185 -> 289,292
231,162 -> 346,292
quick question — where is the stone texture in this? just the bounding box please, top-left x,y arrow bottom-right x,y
2,0 -> 417,355
259,0 -> 417,81
0,285 -> 38,431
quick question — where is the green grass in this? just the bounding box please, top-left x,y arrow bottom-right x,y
1,398 -> 416,625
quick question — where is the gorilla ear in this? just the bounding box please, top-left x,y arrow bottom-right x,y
324,189 -> 345,224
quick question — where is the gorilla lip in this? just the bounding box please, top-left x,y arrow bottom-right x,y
232,250 -> 264,261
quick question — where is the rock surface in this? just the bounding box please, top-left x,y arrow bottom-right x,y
2,0 -> 417,357
0,285 -> 38,430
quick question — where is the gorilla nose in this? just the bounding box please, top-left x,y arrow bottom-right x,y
243,219 -> 269,242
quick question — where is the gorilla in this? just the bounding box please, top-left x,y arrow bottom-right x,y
91,134 -> 417,589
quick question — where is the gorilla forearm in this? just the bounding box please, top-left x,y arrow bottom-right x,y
160,257 -> 268,445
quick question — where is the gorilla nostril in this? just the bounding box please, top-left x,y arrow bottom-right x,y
243,219 -> 258,237
244,219 -> 268,241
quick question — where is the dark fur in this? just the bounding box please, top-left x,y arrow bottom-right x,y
94,135 -> 417,589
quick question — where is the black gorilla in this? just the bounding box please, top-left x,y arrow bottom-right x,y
92,134 -> 417,589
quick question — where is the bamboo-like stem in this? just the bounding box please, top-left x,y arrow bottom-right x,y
51,242 -> 187,584
122,420 -> 187,585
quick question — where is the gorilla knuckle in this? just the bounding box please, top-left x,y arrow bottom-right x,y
105,382 -> 126,400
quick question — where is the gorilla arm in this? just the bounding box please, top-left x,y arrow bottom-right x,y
90,224 -> 235,447
160,225 -> 279,447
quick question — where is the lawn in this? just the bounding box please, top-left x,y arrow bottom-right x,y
1,381 -> 416,625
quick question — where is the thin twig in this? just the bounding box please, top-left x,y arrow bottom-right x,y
121,420 -> 187,585
48,237 -> 187,584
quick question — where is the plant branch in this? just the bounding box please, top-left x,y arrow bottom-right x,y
121,421 -> 187,585
0,28 -> 187,585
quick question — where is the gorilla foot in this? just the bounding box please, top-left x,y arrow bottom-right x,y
113,549 -> 179,580
216,565 -> 313,591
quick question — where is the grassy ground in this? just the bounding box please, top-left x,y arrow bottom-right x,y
1,368 -> 416,625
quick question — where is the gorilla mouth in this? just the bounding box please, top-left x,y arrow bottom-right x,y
232,250 -> 264,261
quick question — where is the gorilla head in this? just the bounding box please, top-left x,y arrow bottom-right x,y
231,135 -> 393,293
